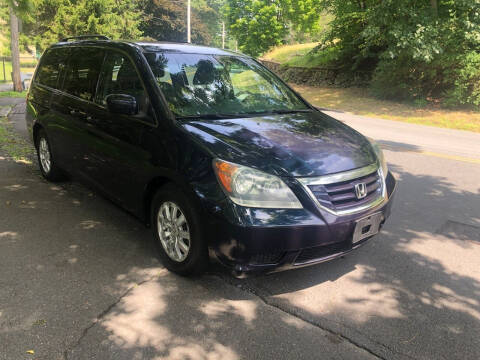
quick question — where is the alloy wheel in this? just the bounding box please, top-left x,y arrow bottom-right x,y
157,201 -> 191,262
38,137 -> 51,174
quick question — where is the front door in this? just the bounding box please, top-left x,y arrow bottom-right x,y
81,50 -> 158,211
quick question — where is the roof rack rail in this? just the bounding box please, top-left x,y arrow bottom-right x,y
60,35 -> 110,42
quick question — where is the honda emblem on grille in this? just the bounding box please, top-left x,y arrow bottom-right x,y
355,183 -> 367,199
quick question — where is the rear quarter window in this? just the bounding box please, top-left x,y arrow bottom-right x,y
35,48 -> 70,89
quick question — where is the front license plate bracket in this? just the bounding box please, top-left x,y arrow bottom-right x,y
353,212 -> 383,244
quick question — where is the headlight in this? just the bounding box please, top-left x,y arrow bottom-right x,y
213,159 -> 303,209
369,139 -> 388,178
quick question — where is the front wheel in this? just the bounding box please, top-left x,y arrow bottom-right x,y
36,129 -> 65,182
151,184 -> 208,276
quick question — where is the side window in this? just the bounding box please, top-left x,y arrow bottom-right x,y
35,48 -> 70,89
98,51 -> 152,119
63,48 -> 104,101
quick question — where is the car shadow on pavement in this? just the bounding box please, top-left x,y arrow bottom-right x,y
1,149 -> 480,359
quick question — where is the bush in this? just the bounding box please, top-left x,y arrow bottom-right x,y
445,52 -> 480,107
370,52 -> 461,103
370,51 -> 480,107
315,0 -> 480,108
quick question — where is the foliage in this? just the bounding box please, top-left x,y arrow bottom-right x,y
139,0 -> 224,46
26,0 -> 143,51
316,0 -> 480,106
0,0 -> 34,55
225,0 -> 324,56
444,52 -> 480,107
226,0 -> 284,56
194,0 -> 226,47
3,0 -> 226,54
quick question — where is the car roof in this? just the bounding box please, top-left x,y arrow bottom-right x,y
51,39 -> 246,57
136,42 -> 245,56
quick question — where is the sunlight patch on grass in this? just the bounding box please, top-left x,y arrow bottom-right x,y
294,85 -> 480,133
262,43 -> 319,64
0,90 -> 27,98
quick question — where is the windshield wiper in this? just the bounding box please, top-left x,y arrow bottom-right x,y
245,109 -> 313,116
176,113 -> 244,121
176,109 -> 313,121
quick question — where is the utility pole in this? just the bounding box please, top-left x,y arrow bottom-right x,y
187,0 -> 191,43
222,22 -> 225,49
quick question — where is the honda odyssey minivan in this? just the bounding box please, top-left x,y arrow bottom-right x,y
26,36 -> 396,276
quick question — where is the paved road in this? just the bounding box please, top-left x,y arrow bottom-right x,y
323,110 -> 480,161
1,100 -> 479,360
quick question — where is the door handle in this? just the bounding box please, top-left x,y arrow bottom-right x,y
69,109 -> 85,117
85,115 -> 100,125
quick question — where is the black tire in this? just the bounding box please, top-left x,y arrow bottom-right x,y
151,183 -> 208,276
35,129 -> 66,182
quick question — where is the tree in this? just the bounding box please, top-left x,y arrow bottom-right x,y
9,6 -> 21,91
318,0 -> 480,105
27,0 -> 143,52
4,0 -> 32,91
139,0 -> 222,46
225,0 -> 323,56
226,0 -> 284,56
192,0 -> 225,47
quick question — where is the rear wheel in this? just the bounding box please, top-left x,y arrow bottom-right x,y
35,129 -> 65,182
151,184 -> 208,276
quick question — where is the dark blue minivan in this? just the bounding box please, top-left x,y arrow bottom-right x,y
26,36 -> 396,276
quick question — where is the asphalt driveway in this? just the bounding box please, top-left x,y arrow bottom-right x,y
1,99 -> 479,360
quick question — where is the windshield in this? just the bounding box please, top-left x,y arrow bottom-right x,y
144,52 -> 309,118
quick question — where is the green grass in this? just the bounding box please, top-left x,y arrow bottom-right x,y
262,43 -> 319,64
262,42 -> 342,68
0,90 -> 27,98
294,84 -> 480,133
286,45 -> 340,68
0,60 -> 37,82
0,114 -> 34,163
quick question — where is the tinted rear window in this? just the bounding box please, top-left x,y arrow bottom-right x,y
35,48 -> 70,89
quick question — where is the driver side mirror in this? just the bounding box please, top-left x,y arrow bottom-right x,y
106,94 -> 138,115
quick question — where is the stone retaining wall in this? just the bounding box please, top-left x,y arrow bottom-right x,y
259,59 -> 371,87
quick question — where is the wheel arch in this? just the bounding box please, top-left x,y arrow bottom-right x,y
142,174 -> 205,227
143,176 -> 172,226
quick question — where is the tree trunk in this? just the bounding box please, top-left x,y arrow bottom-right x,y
430,0 -> 438,16
9,6 -> 22,92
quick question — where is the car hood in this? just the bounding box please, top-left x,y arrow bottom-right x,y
182,111 -> 377,177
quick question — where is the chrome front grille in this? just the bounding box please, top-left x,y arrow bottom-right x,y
309,170 -> 382,211
299,163 -> 385,216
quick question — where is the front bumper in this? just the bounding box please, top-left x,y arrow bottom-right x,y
206,171 -> 397,277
